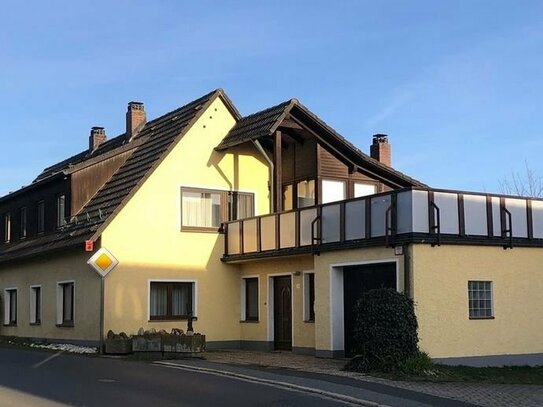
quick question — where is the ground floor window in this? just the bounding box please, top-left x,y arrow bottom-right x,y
3,288 -> 17,325
30,285 -> 41,324
242,277 -> 259,321
57,281 -> 74,326
303,272 -> 315,321
468,281 -> 493,319
150,281 -> 195,320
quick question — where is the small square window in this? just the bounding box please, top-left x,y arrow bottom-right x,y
468,281 -> 493,319
150,282 -> 195,320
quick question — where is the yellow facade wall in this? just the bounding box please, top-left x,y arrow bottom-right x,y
412,244 -> 543,358
101,97 -> 270,342
239,255 -> 314,349
0,250 -> 101,341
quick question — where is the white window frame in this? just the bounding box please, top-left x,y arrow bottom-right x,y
321,179 -> 346,204
354,183 -> 377,198
56,280 -> 75,326
302,271 -> 315,322
3,287 -> 17,325
4,213 -> 11,243
241,276 -> 260,322
147,279 -> 198,321
29,285 -> 42,324
468,280 -> 494,319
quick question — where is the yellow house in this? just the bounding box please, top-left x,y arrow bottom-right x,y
1,89 -> 542,366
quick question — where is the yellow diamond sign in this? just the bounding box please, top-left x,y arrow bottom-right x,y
87,248 -> 118,277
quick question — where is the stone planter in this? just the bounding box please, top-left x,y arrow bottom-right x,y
104,337 -> 133,354
132,333 -> 205,356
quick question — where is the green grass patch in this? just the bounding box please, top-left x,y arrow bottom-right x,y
346,352 -> 543,385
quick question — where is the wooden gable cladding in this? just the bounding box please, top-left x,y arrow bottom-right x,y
281,136 -> 317,184
70,150 -> 132,215
317,145 -> 383,192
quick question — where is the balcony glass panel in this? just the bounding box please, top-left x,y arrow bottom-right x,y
505,198 -> 528,238
464,194 -> 488,236
345,200 -> 365,240
279,212 -> 296,248
412,190 -> 429,233
492,197 -> 501,237
300,208 -> 317,246
227,221 -> 241,255
532,200 -> 543,238
434,192 -> 459,234
370,194 -> 391,237
322,204 -> 341,243
243,218 -> 258,253
260,215 -> 277,251
396,191 -> 413,234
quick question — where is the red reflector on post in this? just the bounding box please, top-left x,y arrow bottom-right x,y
85,240 -> 94,252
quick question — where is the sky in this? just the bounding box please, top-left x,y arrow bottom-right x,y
1,1 -> 543,197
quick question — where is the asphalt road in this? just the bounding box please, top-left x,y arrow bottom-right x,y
0,347 -> 352,407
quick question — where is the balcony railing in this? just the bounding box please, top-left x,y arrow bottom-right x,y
223,187 -> 543,260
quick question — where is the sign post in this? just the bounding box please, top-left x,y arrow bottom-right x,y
87,248 -> 119,354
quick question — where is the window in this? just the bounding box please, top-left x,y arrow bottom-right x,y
321,179 -> 346,204
230,192 -> 254,220
19,207 -> 27,239
303,273 -> 315,322
242,278 -> 259,321
283,184 -> 293,211
37,201 -> 45,234
30,286 -> 41,324
181,187 -> 254,230
57,281 -> 74,326
297,180 -> 315,208
150,281 -> 195,320
56,195 -> 66,228
354,183 -> 377,198
3,289 -> 17,325
4,213 -> 11,243
468,281 -> 493,319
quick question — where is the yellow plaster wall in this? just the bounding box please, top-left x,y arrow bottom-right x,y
412,244 -> 543,358
313,247 -> 404,352
101,97 -> 270,341
239,255 -> 314,348
0,250 -> 101,341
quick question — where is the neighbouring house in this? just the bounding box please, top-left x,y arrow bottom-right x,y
0,89 -> 542,366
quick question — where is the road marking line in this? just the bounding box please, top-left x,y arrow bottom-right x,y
154,361 -> 391,407
32,351 -> 64,368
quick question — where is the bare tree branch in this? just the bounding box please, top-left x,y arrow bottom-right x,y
499,161 -> 543,198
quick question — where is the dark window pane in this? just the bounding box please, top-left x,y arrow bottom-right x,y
245,278 -> 259,321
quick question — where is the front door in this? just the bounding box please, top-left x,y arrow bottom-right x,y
343,262 -> 396,357
273,276 -> 292,350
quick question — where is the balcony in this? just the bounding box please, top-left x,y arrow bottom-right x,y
222,187 -> 543,262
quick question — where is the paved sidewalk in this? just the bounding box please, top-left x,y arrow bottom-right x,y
200,350 -> 543,407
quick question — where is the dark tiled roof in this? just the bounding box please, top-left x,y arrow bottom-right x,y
34,133 -> 128,182
217,99 -> 427,188
0,89 -> 222,264
215,99 -> 294,150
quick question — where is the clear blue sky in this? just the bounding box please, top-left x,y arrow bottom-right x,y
1,1 -> 542,196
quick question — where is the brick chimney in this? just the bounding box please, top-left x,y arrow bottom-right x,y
126,101 -> 146,141
370,134 -> 391,167
89,127 -> 107,152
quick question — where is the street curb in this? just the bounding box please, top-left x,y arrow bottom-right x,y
154,361 -> 392,407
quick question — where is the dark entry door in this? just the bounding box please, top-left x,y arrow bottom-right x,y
343,262 -> 396,357
273,276 -> 292,350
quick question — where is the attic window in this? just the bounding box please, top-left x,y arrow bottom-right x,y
56,195 -> 67,228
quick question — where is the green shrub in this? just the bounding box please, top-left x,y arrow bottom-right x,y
345,288 -> 420,372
